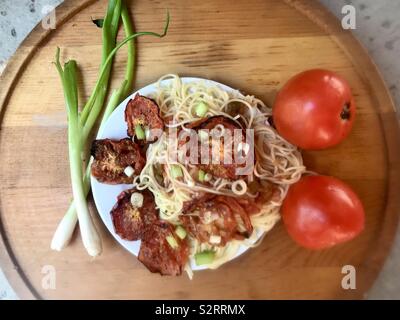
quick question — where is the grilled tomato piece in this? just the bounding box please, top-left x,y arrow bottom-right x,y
125,94 -> 164,143
91,138 -> 145,184
139,221 -> 189,276
110,188 -> 158,241
180,194 -> 254,246
180,116 -> 248,180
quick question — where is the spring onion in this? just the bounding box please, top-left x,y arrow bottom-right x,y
145,127 -> 151,140
195,251 -> 216,265
80,0 -> 123,138
175,226 -> 187,240
195,102 -> 208,117
54,54 -> 102,257
98,80 -> 127,134
51,1 -> 170,253
124,166 -> 135,177
209,235 -> 221,244
130,192 -> 144,208
120,4 -> 136,98
198,169 -> 205,182
92,19 -> 104,28
187,180 -> 195,187
232,180 -> 247,195
51,1 -> 125,253
204,173 -> 212,182
135,124 -> 145,140
171,165 -> 183,178
79,12 -> 170,143
166,235 -> 179,249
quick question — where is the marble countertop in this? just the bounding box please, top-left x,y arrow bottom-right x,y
1,0 -> 399,299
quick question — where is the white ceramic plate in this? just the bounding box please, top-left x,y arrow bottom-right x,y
91,77 -> 265,271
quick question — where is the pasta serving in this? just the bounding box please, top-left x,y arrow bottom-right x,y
90,74 -> 305,277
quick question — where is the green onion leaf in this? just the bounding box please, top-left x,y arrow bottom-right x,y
195,251 -> 215,266
195,102 -> 208,117
92,18 -> 104,28
175,226 -> 187,240
79,9 -> 170,143
51,4 -> 170,254
170,165 -> 183,179
54,50 -> 102,257
120,4 -> 135,98
166,235 -> 179,249
52,1 -> 163,254
198,169 -> 205,182
135,124 -> 145,140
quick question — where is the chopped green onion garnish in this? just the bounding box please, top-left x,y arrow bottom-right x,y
187,180 -> 195,187
124,166 -> 135,177
175,226 -> 187,240
130,192 -> 144,208
92,18 -> 104,28
135,124 -> 145,140
204,173 -> 212,182
166,235 -> 179,249
170,165 -> 183,178
145,127 -> 150,139
195,102 -> 208,117
209,235 -> 221,244
195,250 -> 215,266
198,169 -> 206,182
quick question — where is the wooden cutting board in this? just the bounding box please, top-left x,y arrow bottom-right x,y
1,0 -> 400,300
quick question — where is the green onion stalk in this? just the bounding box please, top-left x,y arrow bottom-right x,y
195,250 -> 216,266
50,2 -> 170,255
54,52 -> 102,256
51,0 -> 125,255
79,0 -> 122,130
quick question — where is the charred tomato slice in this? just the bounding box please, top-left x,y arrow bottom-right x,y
180,194 -> 254,246
91,138 -> 145,184
125,94 -> 164,143
110,188 -> 158,241
138,221 -> 189,276
179,116 -> 248,180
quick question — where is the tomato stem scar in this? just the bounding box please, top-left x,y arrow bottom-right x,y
340,103 -> 351,120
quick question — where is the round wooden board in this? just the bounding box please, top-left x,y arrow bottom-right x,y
1,0 -> 400,300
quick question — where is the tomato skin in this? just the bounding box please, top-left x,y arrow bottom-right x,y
273,69 -> 355,150
282,175 -> 365,250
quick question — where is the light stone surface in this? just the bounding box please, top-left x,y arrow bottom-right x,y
0,0 -> 399,299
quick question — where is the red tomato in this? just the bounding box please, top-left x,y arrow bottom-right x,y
282,175 -> 365,250
273,69 -> 355,150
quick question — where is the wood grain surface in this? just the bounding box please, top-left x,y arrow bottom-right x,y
0,0 -> 400,299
